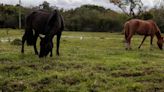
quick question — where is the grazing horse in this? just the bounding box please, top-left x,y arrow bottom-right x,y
124,19 -> 164,50
21,10 -> 64,57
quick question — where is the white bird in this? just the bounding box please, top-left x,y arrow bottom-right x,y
80,36 -> 83,40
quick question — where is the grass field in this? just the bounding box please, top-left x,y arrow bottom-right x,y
0,29 -> 164,92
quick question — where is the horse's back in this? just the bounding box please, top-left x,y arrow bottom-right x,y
26,11 -> 51,33
26,10 -> 64,34
125,19 -> 155,35
128,19 -> 154,28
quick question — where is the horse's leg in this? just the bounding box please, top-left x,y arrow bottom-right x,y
125,42 -> 129,50
125,32 -> 129,50
138,35 -> 147,49
21,34 -> 26,53
126,34 -> 133,50
128,37 -> 132,50
125,38 -> 131,50
33,34 -> 39,55
50,50 -> 53,57
50,41 -> 53,57
50,50 -> 52,57
125,36 -> 131,50
125,30 -> 131,50
56,32 -> 62,56
150,35 -> 154,50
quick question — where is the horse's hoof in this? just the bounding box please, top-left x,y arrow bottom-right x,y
21,50 -> 24,53
56,53 -> 59,56
39,55 -> 44,58
35,53 -> 38,55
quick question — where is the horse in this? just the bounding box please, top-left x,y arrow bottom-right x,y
21,10 -> 64,57
124,19 -> 164,50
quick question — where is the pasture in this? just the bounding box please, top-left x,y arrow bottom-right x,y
0,29 -> 164,92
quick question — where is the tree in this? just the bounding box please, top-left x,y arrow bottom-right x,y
109,0 -> 144,17
39,1 -> 52,11
63,4 -> 124,32
152,7 -> 164,33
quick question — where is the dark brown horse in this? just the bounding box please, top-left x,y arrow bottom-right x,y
21,10 -> 64,57
124,19 -> 164,50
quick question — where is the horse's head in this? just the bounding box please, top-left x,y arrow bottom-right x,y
157,37 -> 164,50
39,35 -> 53,58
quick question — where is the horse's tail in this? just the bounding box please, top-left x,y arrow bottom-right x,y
124,22 -> 129,41
23,12 -> 36,45
24,27 -> 34,45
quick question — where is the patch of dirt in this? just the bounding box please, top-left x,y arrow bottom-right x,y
31,75 -> 80,91
31,75 -> 58,91
11,38 -> 22,45
27,64 -> 38,70
137,77 -> 164,84
93,65 -> 111,73
2,65 -> 21,72
42,64 -> 54,71
111,71 -> 144,77
146,85 -> 164,92
0,58 -> 13,64
1,80 -> 26,92
143,67 -> 156,75
55,62 -> 85,71
72,63 -> 84,69
61,76 -> 80,85
57,63 -> 70,71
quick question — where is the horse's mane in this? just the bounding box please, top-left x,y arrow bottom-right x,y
42,10 -> 64,40
152,21 -> 162,39
60,14 -> 64,31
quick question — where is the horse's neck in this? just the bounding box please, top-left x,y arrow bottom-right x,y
154,21 -> 162,40
155,31 -> 162,40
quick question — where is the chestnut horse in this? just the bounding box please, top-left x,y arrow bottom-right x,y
124,19 -> 164,50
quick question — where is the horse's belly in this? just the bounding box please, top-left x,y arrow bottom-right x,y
136,30 -> 151,35
136,32 -> 146,35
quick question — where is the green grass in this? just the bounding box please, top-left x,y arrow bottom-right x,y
0,29 -> 164,92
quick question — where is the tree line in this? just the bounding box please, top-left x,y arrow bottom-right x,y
0,1 -> 164,32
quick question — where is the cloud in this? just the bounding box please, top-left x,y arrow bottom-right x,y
0,0 -> 157,11
54,0 -> 119,10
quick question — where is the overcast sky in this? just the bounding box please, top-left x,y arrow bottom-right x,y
0,0 -> 160,11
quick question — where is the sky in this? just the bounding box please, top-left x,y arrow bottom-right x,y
0,0 -> 161,11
